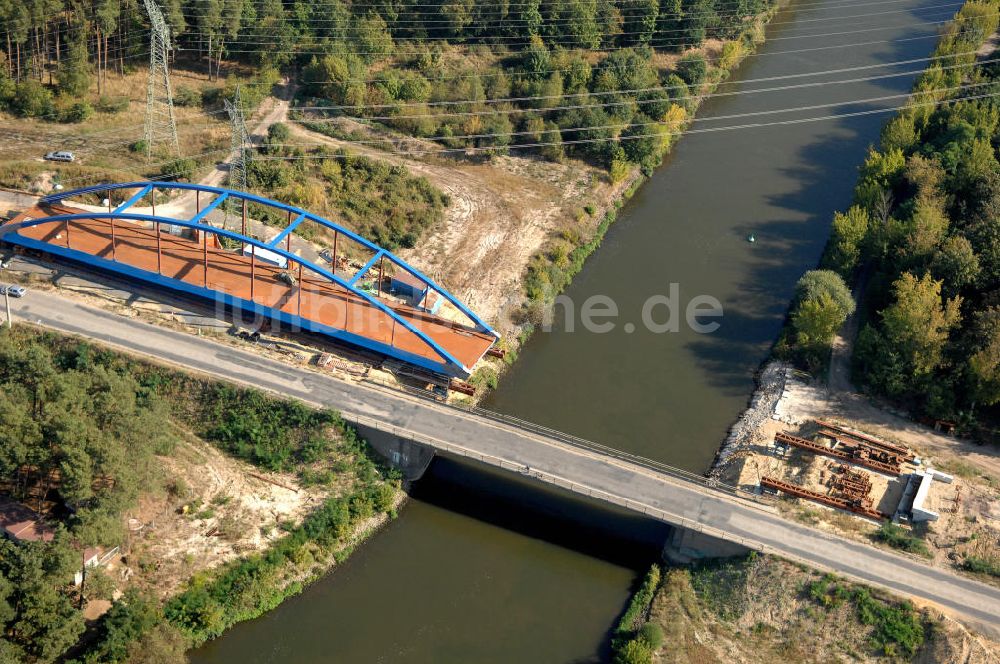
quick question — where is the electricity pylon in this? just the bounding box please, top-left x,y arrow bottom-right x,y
143,0 -> 179,158
224,85 -> 253,192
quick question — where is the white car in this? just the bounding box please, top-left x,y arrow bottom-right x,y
2,286 -> 26,298
44,151 -> 75,163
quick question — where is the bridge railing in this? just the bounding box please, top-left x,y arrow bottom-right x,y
358,377 -> 774,509
348,409 -> 773,551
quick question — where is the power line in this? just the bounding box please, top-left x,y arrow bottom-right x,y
5,40 -> 988,159
171,0 -> 916,31
54,81 -> 993,188
294,46 -> 994,111
273,81 -> 998,150
299,57 -> 1000,121
246,86 -> 1000,158
176,2 -> 965,52
300,25 -> 955,86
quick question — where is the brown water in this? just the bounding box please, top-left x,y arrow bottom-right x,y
190,1 -> 954,661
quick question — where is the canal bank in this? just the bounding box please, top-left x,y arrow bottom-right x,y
190,0 -> 958,660
190,457 -> 671,663
486,0 -> 960,472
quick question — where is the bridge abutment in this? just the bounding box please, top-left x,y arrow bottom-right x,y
662,527 -> 750,565
357,425 -> 436,481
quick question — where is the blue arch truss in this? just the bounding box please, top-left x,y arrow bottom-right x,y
0,182 -> 499,377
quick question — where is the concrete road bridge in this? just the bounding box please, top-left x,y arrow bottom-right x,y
3,185 -> 1000,634
3,289 -> 1000,636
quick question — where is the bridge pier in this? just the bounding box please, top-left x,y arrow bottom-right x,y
662,527 -> 750,565
356,425 -> 436,481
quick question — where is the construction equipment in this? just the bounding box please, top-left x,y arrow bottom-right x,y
761,476 -> 888,520
815,420 -> 916,462
775,431 -> 901,476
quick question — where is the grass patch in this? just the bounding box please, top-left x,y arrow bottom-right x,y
873,522 -> 930,557
688,554 -> 753,621
963,555 -> 1000,578
853,588 -> 925,658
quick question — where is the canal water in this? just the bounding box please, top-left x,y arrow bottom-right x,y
191,0 -> 955,661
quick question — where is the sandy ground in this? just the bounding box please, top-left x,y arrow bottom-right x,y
717,360 -> 1000,588
122,429 -> 328,599
287,119 -> 628,331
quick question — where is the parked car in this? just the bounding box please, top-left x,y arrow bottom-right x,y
2,285 -> 26,298
43,151 -> 75,163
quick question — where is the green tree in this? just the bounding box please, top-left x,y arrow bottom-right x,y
1,538 -> 85,663
931,234 -> 980,294
789,270 -> 855,366
855,147 -> 906,211
880,272 -> 962,377
825,205 -> 870,276
622,114 -> 665,170
902,198 -> 950,265
57,27 -> 90,97
624,0 -> 658,45
351,13 -> 394,63
967,307 -> 1000,407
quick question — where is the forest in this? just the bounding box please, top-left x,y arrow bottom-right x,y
0,327 -> 400,663
0,0 -> 776,169
781,0 -> 1000,432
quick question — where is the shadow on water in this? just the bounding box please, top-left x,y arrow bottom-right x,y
681,0 -> 953,391
413,456 -> 673,569
410,456 -> 673,662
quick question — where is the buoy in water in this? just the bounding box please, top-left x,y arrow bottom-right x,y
747,234 -> 756,243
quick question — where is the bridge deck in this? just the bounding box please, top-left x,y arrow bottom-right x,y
6,204 -> 495,371
10,289 -> 1000,637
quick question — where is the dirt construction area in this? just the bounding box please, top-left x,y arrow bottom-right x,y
716,361 -> 1000,587
288,120 -> 633,332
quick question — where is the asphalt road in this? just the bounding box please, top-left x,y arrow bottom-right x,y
8,288 -> 1000,634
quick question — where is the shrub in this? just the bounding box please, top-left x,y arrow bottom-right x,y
853,588 -> 925,657
615,638 -> 652,664
470,366 -> 499,391
873,522 -> 930,556
615,565 -> 661,645
268,122 -> 291,143
962,555 -> 1000,577
638,622 -> 664,650
96,95 -> 130,114
676,53 -> 708,87
174,85 -> 202,107
13,80 -> 53,118
160,158 -> 197,182
58,100 -> 94,123
0,74 -> 14,109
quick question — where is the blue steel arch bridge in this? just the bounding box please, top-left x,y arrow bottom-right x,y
0,182 -> 499,378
